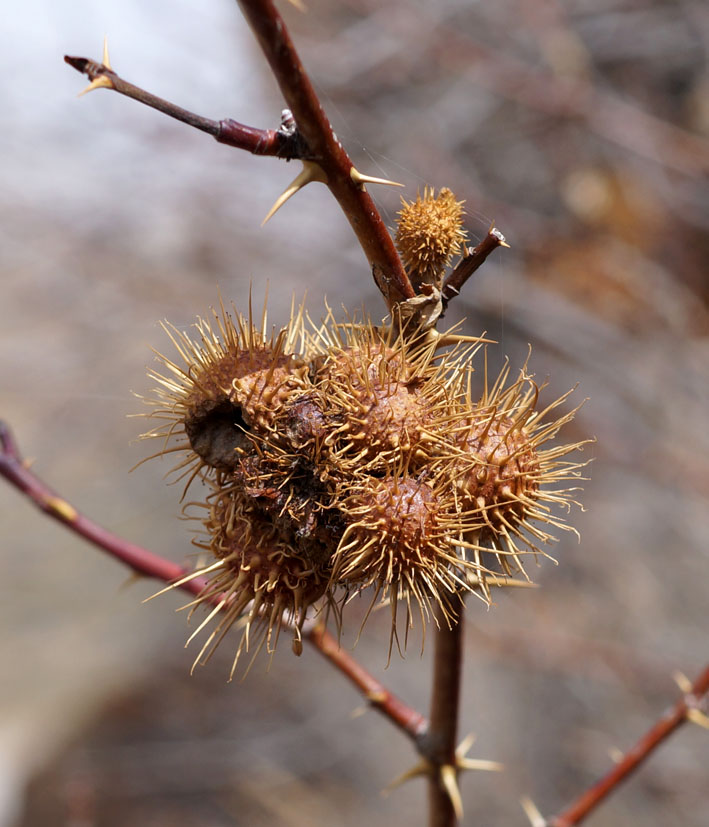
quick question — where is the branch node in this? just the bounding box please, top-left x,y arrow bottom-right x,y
46,496 -> 79,523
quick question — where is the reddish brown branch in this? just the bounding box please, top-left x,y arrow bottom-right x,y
0,421 -> 429,740
65,2 -> 415,309
548,664 -> 709,826
308,622 -> 428,743
441,229 -> 507,312
0,421 -> 209,594
235,0 -> 413,307
424,605 -> 465,827
63,55 -> 308,159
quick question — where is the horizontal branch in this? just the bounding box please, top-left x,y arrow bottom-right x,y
63,55 -> 309,159
547,664 -> 709,826
0,420 -> 428,740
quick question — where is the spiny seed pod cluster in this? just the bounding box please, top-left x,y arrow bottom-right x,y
141,297 -> 588,678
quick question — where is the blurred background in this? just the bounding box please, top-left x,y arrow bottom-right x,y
1,0 -> 707,824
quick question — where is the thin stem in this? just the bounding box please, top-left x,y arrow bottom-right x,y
0,421 -> 428,738
425,604 -> 465,827
547,664 -> 709,826
308,622 -> 428,743
441,228 -> 508,312
63,55 -> 308,159
0,421 -> 207,591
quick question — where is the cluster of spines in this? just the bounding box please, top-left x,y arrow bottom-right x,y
141,299 -> 587,676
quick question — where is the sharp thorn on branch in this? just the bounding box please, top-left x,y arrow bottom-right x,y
262,160 -> 328,224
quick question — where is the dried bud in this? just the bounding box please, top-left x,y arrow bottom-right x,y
395,187 -> 467,291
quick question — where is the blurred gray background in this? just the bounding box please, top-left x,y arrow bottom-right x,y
1,0 -> 708,825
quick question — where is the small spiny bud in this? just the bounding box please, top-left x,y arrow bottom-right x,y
395,187 -> 467,291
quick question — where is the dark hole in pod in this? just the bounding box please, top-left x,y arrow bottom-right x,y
184,399 -> 251,471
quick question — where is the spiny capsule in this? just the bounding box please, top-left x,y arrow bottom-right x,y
139,299 -> 308,485
182,489 -> 330,678
308,317 -> 469,473
451,360 -> 589,586
333,471 -> 481,652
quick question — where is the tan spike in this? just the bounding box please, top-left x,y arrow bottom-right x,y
78,36 -> 114,96
520,796 -> 546,827
262,161 -> 328,224
350,166 -> 405,191
440,764 -> 464,819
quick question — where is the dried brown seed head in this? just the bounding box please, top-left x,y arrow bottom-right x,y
309,321 -> 455,472
450,361 -> 589,587
139,300 -> 308,486
185,490 -> 330,678
333,474 -> 480,651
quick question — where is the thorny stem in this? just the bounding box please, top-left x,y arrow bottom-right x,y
65,0 -> 416,310
235,0 -> 413,307
547,663 -> 709,827
425,603 -> 466,827
0,421 -> 428,738
62,55 -> 312,159
0,421 -> 208,592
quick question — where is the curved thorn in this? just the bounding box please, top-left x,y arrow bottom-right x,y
262,160 -> 327,225
687,708 -> 709,730
102,35 -> 112,70
384,759 -> 430,792
440,764 -> 463,820
520,796 -> 547,827
78,74 -> 114,96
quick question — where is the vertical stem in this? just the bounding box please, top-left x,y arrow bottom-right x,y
235,0 -> 413,307
427,602 -> 465,827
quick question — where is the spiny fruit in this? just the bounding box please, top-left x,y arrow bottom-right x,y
333,471 -> 481,653
183,487 -> 330,679
395,187 -> 467,291
140,292 -> 587,675
450,360 -> 588,592
139,298 -> 307,484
